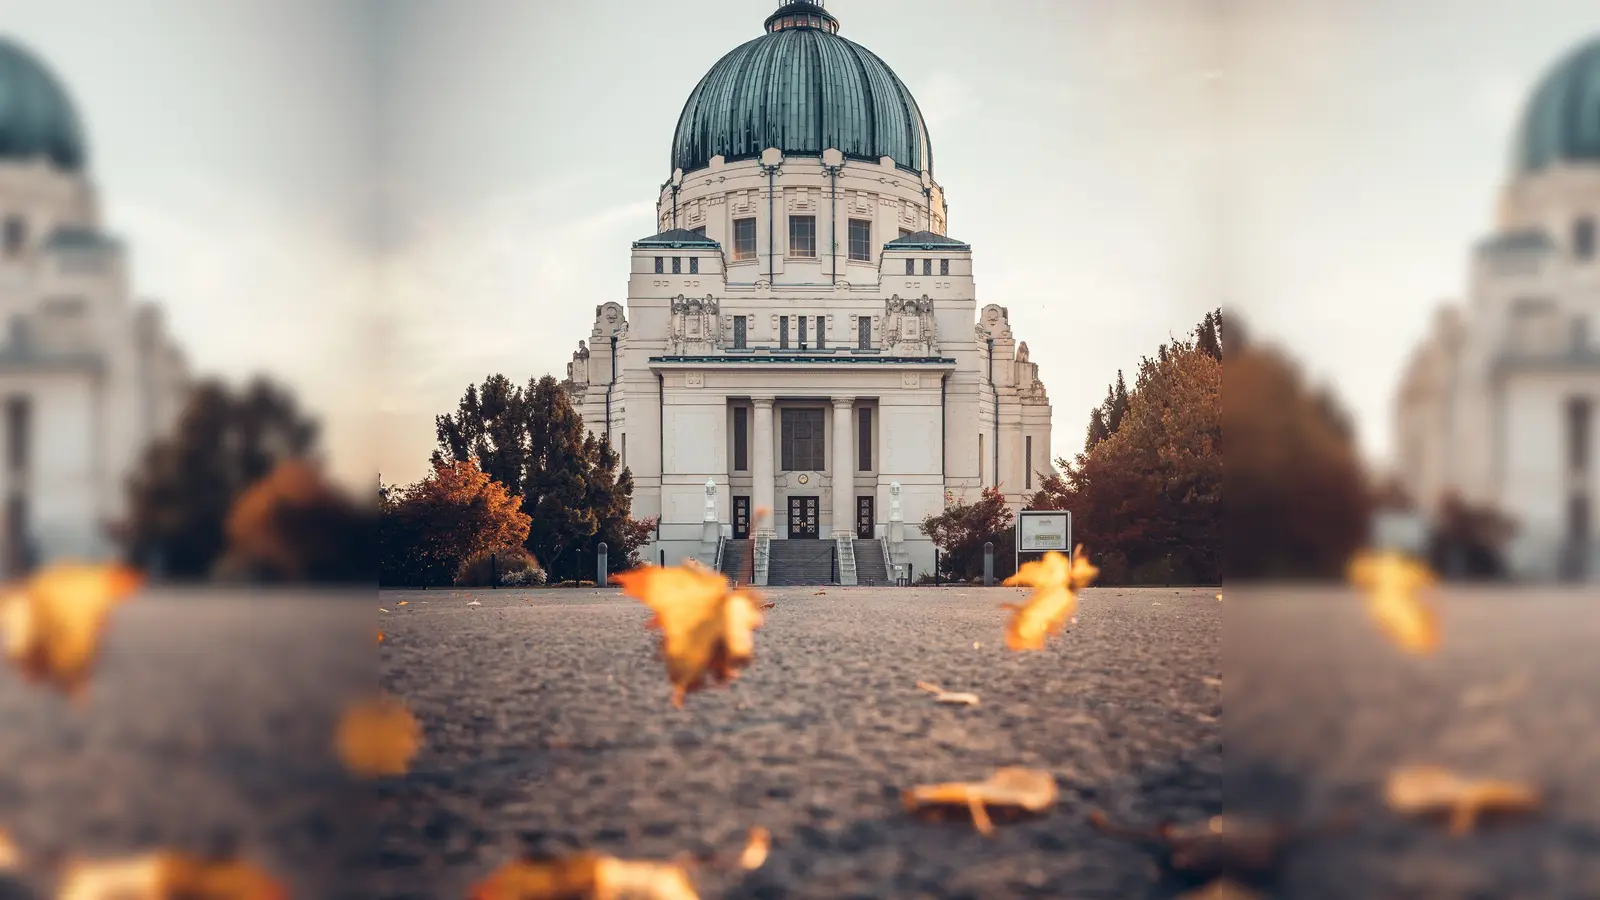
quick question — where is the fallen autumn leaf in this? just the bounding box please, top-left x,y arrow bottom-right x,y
611,563 -> 765,708
999,546 -> 1098,651
904,767 -> 1057,835
469,852 -> 700,900
1384,765 -> 1540,834
336,695 -> 421,777
0,563 -> 143,700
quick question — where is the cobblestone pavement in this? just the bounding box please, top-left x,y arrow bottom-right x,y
1226,586 -> 1600,900
374,586 -> 1222,899
0,591 -> 374,899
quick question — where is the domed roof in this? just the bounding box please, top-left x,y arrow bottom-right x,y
670,2 -> 932,176
1514,34 -> 1600,175
0,37 -> 86,172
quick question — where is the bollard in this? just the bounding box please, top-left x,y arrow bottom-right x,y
907,563 -> 914,586
934,549 -> 941,586
490,552 -> 498,589
597,542 -> 609,586
660,548 -> 666,567
983,542 -> 994,586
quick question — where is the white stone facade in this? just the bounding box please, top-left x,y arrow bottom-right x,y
1394,161 -> 1600,581
566,149 -> 1054,575
0,151 -> 190,571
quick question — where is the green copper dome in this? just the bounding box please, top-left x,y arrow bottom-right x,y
671,2 -> 932,176
0,37 -> 85,172
1515,34 -> 1600,175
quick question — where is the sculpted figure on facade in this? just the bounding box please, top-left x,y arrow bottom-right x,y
883,295 -> 938,355
669,295 -> 723,354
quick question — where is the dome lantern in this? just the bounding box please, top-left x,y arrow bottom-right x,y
764,1 -> 840,35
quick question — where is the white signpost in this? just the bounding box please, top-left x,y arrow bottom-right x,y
1017,510 -> 1072,576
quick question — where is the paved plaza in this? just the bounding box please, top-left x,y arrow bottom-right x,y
5,584 -> 1596,898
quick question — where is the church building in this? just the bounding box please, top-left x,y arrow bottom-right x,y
1394,34 -> 1599,581
0,38 -> 190,574
565,2 -> 1054,584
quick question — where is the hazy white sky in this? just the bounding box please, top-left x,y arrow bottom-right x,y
4,1 -> 1597,489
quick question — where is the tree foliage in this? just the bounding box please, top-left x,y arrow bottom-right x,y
419,373 -> 654,583
1223,329 -> 1371,579
921,486 -> 1016,582
216,460 -> 374,583
379,458 -> 531,587
1030,311 -> 1222,585
121,377 -> 320,579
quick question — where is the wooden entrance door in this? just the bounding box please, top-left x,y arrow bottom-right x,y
787,496 -> 819,539
856,496 -> 874,539
733,496 -> 750,539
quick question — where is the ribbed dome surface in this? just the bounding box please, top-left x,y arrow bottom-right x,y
1516,35 -> 1600,175
670,5 -> 931,176
0,37 -> 86,172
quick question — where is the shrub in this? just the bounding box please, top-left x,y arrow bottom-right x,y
500,566 -> 547,587
455,545 -> 540,587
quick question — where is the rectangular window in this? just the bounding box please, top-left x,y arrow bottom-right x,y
1571,397 -> 1592,473
816,316 -> 826,349
690,225 -> 707,237
1576,217 -> 1596,261
733,217 -> 757,261
922,258 -> 932,276
779,316 -> 789,349
6,494 -> 25,574
905,258 -> 914,275
672,256 -> 682,274
654,256 -> 664,274
979,433 -> 985,486
733,316 -> 747,349
848,218 -> 872,261
1570,493 -> 1591,544
689,256 -> 699,274
899,228 -> 913,239
789,215 -> 816,257
621,433 -> 627,469
1025,436 -> 1033,489
733,406 -> 748,471
1,217 -> 22,257
781,408 -> 826,471
940,258 -> 949,276
858,315 -> 871,349
858,407 -> 872,471
5,397 -> 27,473
798,315 -> 808,348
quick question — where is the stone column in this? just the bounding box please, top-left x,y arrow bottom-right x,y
831,397 -> 855,538
752,397 -> 776,535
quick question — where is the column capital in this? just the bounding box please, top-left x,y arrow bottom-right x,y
751,396 -> 775,408
830,396 -> 855,409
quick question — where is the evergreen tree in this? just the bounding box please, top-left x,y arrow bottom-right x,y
432,374 -> 528,493
1085,408 -> 1110,452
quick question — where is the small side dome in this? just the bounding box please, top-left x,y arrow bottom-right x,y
0,37 -> 87,172
1514,34 -> 1600,176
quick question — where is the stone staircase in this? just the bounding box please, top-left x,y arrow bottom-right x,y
854,539 -> 893,586
765,539 -> 838,586
719,538 -> 754,586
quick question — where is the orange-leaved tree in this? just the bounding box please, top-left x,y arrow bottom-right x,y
379,458 -> 531,587
217,460 -> 373,582
1031,314 -> 1221,584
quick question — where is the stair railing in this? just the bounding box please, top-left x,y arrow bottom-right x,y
754,534 -> 772,587
712,535 -> 726,574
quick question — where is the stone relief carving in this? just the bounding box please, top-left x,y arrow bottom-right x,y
978,303 -> 1014,341
669,294 -> 723,354
566,339 -> 591,392
883,294 -> 938,355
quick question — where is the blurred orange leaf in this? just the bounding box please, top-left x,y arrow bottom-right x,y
1177,878 -> 1264,900
469,852 -> 699,900
0,828 -> 16,870
56,851 -> 286,900
999,547 -> 1098,651
336,695 -> 421,777
611,563 -> 764,708
738,827 -> 770,871
397,601 -> 408,606
377,632 -> 385,644
1347,550 -> 1439,654
903,767 -> 1057,835
0,563 -> 142,699
1385,765 -> 1539,834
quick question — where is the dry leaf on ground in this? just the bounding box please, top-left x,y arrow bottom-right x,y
397,601 -> 408,606
1385,765 -> 1540,834
903,767 -> 1057,835
1089,811 -> 1300,879
612,563 -> 765,708
377,632 -> 385,644
0,563 -> 143,699
56,852 -> 286,900
469,852 -> 699,900
759,602 -> 776,611
336,695 -> 421,777
738,827 -> 770,871
1177,878 -> 1264,900
999,546 -> 1098,651
915,681 -> 979,706
1347,549 -> 1439,654
467,600 -> 482,607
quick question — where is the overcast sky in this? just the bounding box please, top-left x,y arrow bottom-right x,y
3,1 -> 1597,488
